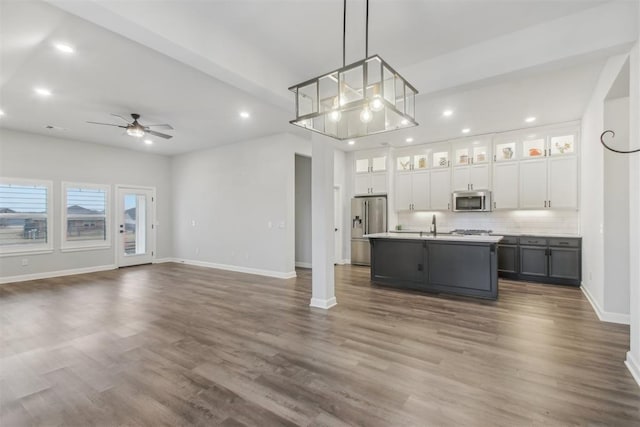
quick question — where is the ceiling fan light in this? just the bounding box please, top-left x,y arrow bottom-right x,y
127,127 -> 145,138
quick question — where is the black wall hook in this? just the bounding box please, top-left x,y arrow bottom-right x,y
600,130 -> 640,154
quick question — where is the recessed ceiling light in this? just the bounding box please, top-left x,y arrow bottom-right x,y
34,87 -> 52,97
525,116 -> 536,123
0,110 -> 4,116
442,109 -> 453,117
239,111 -> 250,119
54,43 -> 74,54
462,128 -> 470,134
406,137 -> 414,143
348,140 -> 355,145
144,139 -> 153,145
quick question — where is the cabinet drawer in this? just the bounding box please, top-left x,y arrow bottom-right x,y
498,236 -> 518,245
548,238 -> 580,248
520,237 -> 548,246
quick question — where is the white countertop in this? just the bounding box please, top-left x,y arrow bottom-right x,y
391,230 -> 581,238
365,232 -> 504,243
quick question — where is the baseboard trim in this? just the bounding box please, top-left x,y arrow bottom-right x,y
0,264 -> 117,285
343,259 -> 351,264
152,257 -> 177,264
295,261 -> 312,269
174,258 -> 297,279
581,285 -> 630,325
626,351 -> 640,388
310,297 -> 337,310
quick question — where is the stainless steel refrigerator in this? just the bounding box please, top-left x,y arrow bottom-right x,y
351,196 -> 387,266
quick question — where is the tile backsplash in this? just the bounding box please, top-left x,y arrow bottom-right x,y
396,210 -> 580,236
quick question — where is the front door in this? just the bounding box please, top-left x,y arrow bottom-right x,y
116,186 -> 155,267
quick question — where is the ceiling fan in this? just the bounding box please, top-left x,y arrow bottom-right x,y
87,113 -> 174,139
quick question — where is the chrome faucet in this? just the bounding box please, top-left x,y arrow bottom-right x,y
431,214 -> 437,236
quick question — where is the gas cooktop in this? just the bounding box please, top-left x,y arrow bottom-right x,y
450,229 -> 493,236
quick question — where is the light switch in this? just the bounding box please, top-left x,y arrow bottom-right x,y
278,221 -> 285,229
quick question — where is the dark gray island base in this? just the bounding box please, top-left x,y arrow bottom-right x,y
367,234 -> 502,300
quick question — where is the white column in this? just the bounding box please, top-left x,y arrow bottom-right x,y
310,133 -> 337,309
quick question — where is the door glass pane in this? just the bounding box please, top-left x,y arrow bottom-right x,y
123,194 -> 146,255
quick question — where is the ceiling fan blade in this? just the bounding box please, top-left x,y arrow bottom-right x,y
110,113 -> 132,124
86,121 -> 127,128
145,124 -> 174,130
146,130 -> 173,139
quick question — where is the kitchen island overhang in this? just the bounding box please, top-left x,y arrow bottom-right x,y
364,233 -> 504,300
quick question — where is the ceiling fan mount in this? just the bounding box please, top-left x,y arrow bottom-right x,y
87,113 -> 174,139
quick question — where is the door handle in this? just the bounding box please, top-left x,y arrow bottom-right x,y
119,230 -> 124,234
544,201 -> 547,208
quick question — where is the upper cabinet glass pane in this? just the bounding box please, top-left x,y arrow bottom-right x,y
472,143 -> 489,164
432,150 -> 449,168
495,140 -> 517,162
366,57 -> 382,100
297,82 -> 317,117
550,134 -> 575,155
454,148 -> 470,166
371,155 -> 386,172
413,154 -> 428,170
355,158 -> 369,173
405,85 -> 415,119
522,138 -> 546,159
395,76 -> 405,114
397,156 -> 411,171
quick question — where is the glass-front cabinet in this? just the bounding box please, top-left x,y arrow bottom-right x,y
452,139 -> 491,166
356,152 -> 387,173
430,144 -> 450,169
521,135 -> 546,160
493,136 -> 518,162
549,133 -> 576,156
395,147 -> 430,172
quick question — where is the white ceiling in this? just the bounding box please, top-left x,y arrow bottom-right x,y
0,0 -> 637,155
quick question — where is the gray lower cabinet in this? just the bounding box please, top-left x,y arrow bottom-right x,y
498,236 -> 581,286
520,246 -> 548,277
370,238 -> 498,299
549,247 -> 581,281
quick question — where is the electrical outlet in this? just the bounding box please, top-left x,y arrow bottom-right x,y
21,258 -> 28,266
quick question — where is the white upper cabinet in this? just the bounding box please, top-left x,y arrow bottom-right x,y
395,171 -> 429,211
354,149 -> 389,195
393,144 -> 448,211
395,173 -> 413,211
430,168 -> 451,211
548,156 -> 578,209
493,136 -> 518,162
430,144 -> 451,169
492,162 -> 519,209
519,158 -> 548,209
451,138 -> 491,191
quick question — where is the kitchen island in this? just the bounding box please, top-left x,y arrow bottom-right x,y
365,232 -> 503,300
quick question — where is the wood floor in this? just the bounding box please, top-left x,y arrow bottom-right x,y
1,263 -> 638,426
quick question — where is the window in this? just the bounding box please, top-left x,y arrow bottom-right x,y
0,178 -> 53,255
62,183 -> 110,250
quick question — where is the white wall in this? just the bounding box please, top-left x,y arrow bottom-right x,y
0,128 -> 173,280
171,132 -> 310,277
294,155 -> 311,267
603,96 -> 630,315
333,149 -> 349,263
580,53 -> 629,320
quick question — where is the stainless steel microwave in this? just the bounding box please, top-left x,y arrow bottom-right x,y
452,190 -> 492,212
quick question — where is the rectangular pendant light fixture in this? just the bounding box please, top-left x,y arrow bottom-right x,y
288,1 -> 418,141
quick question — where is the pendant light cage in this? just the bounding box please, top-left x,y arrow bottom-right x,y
288,0 -> 418,141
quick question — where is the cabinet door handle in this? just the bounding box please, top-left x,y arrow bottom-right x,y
494,201 -> 496,209
544,201 -> 547,208
471,184 -> 473,190
548,200 -> 551,208
493,154 -> 496,161
448,160 -> 450,167
447,202 -> 450,210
